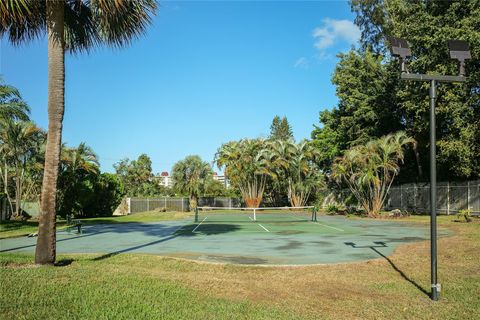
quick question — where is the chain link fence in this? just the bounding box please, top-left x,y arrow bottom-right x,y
116,197 -> 242,215
320,180 -> 479,215
385,180 -> 479,214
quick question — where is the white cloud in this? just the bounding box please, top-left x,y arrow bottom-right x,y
312,18 -> 360,52
294,57 -> 309,69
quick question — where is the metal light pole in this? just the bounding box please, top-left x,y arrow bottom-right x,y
388,37 -> 470,301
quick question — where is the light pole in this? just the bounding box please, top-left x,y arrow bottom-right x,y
387,37 -> 471,301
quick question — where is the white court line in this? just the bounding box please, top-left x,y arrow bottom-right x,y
249,217 -> 270,232
192,217 -> 207,233
258,224 -> 270,232
314,222 -> 344,232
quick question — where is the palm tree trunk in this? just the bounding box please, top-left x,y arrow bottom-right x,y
35,0 -> 65,265
3,160 -> 14,219
15,163 -> 21,217
413,142 -> 423,179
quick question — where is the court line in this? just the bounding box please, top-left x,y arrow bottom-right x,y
258,224 -> 270,232
192,217 -> 207,233
314,222 -> 344,232
249,217 -> 270,232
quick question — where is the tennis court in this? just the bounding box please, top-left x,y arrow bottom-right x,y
0,207 -> 447,265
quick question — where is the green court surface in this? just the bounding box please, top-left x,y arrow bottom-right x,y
0,211 -> 448,265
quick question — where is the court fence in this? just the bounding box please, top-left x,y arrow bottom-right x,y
385,180 -> 479,215
114,197 -> 242,215
322,180 -> 480,215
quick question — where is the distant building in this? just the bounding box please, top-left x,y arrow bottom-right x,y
158,171 -> 173,188
213,172 -> 230,188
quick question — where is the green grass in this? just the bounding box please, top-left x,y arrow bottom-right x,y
0,211 -> 191,239
0,253 -> 303,320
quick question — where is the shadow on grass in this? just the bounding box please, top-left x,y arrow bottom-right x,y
54,258 -> 74,267
344,241 -> 429,297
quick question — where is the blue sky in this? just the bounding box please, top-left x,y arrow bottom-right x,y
0,0 -> 359,174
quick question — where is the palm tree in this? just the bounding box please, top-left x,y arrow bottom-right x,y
172,155 -> 212,210
261,139 -> 323,207
331,131 -> 415,217
0,119 -> 44,218
215,139 -> 268,208
0,80 -> 31,216
1,0 -> 157,264
0,80 -> 30,121
57,142 -> 99,217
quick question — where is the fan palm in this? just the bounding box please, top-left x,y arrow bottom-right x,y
172,155 -> 212,210
1,0 -> 157,264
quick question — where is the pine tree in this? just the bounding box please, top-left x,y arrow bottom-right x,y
269,116 -> 294,141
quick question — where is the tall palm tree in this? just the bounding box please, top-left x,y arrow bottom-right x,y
1,0 -> 157,264
172,155 -> 212,209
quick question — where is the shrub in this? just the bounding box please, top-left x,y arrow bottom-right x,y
456,209 -> 472,223
326,204 -> 339,215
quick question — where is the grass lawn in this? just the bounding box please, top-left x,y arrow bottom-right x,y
0,215 -> 479,319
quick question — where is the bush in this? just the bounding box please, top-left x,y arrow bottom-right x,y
326,204 -> 339,215
456,209 -> 472,223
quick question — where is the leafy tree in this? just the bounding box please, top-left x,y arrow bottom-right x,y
314,2 -> 479,181
332,132 -> 414,217
203,178 -> 228,197
349,0 -> 480,180
311,49 -> 403,168
172,155 -> 213,209
84,173 -> 124,217
114,154 -> 163,197
269,115 -> 294,141
216,139 -> 269,208
1,0 -> 157,264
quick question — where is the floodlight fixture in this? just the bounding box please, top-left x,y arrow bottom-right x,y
387,36 -> 411,73
448,40 -> 471,76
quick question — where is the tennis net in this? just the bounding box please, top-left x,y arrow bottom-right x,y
194,206 -> 317,223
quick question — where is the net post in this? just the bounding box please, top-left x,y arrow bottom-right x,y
313,207 -> 317,222
254,208 -> 256,221
194,206 -> 199,223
